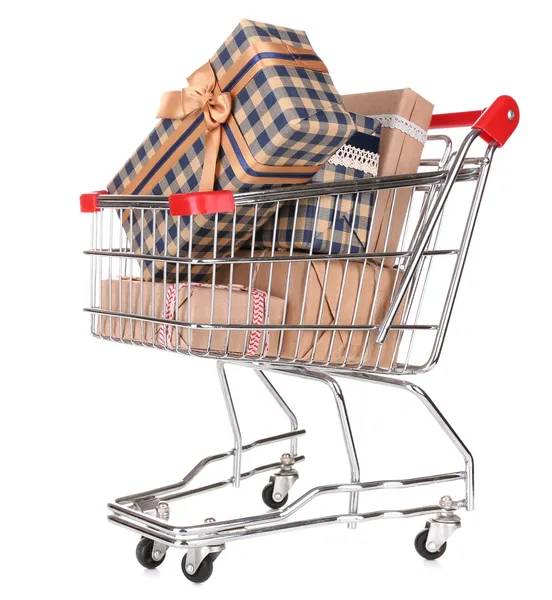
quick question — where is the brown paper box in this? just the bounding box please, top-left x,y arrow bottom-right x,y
99,278 -> 284,357
216,251 -> 405,368
343,89 -> 434,263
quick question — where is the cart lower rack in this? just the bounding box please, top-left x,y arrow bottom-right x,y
82,96 -> 518,583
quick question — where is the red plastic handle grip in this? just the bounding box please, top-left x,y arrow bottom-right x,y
430,95 -> 519,147
80,190 -> 108,212
473,95 -> 519,147
169,190 -> 235,217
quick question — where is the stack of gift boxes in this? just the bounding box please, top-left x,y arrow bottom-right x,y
99,19 -> 434,368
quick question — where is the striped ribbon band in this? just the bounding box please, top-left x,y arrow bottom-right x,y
159,282 -> 270,356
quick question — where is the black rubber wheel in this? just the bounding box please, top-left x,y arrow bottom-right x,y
414,529 -> 447,560
261,482 -> 288,509
181,553 -> 214,584
136,537 -> 166,569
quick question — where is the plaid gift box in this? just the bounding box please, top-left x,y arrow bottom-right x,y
107,18 -> 355,281
256,112 -> 381,254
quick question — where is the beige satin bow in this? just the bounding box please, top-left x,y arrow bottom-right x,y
157,62 -> 232,191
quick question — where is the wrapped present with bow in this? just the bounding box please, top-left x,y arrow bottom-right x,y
107,19 -> 356,281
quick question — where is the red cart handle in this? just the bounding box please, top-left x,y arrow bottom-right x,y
169,190 -> 235,217
79,189 -> 236,216
80,190 -> 108,213
430,95 -> 519,147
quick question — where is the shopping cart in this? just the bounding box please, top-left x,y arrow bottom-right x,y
81,96 -> 518,583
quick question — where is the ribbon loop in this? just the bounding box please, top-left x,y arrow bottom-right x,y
156,62 -> 232,191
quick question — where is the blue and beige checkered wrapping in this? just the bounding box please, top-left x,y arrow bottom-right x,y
256,113 -> 381,254
120,205 -> 274,282
211,20 -> 312,78
107,19 -> 356,282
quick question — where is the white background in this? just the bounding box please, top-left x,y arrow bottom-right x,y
1,1 -> 551,598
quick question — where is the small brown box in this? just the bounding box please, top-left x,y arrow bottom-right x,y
216,250 -> 405,368
343,89 -> 434,262
98,278 -> 284,357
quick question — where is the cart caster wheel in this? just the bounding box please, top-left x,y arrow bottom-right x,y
414,529 -> 447,561
262,482 -> 288,509
182,553 -> 214,584
136,537 -> 166,569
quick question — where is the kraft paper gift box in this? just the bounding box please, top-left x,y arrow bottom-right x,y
216,250 -> 405,368
256,112 -> 381,253
98,278 -> 285,357
342,88 -> 434,263
106,19 -> 355,282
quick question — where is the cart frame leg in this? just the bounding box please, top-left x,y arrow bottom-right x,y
325,370 -> 474,510
216,361 -> 301,488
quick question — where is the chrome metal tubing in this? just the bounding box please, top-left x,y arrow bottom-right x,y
327,370 -> 474,511
108,497 -> 465,548
115,429 -> 306,506
83,247 -> 459,262
234,364 -> 362,529
216,361 -> 243,487
108,471 -> 465,541
376,129 -> 482,344
424,145 -> 497,370
254,370 -> 299,456
86,309 -> 438,333
95,168 -> 480,210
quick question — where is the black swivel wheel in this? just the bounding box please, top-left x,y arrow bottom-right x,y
181,553 -> 214,583
262,481 -> 288,509
136,537 -> 166,569
414,528 -> 447,560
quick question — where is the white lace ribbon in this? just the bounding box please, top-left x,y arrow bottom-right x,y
372,114 -> 428,145
327,144 -> 379,176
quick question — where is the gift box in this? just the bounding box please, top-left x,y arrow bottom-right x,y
255,112 -> 381,253
107,19 -> 355,281
342,88 -> 434,263
98,278 -> 285,357
216,250 -> 405,368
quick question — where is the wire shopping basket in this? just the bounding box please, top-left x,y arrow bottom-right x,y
81,95 -> 518,583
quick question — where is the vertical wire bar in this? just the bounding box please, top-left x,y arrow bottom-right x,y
161,209 -> 169,350
357,189 -> 398,369
90,213 -> 97,335
243,204 -> 259,357
151,210 -> 157,348
207,213 -> 219,355
276,198 -> 300,360
224,209 -> 238,357
324,191 -> 361,365
187,215 -> 193,355
118,208 -> 123,344
175,215 -> 182,353
373,187 -> 419,370
342,189 -> 382,366
294,195 -> 321,361
384,185 -> 420,370
309,193 -> 342,363
98,210 -> 104,338
128,210 -> 135,344
140,209 -> 145,346
263,201 -> 281,358
108,209 -> 113,340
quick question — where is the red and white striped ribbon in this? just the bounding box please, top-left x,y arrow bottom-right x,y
159,282 -> 269,356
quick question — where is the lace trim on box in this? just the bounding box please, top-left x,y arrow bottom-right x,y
372,114 -> 428,145
327,144 -> 379,176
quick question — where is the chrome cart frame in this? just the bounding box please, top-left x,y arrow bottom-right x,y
81,96 -> 518,582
